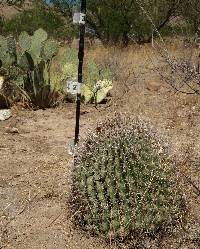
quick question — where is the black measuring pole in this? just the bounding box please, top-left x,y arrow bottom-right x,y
74,0 -> 86,145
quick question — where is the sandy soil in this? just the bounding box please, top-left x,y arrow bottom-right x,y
0,104 -> 109,249
0,82 -> 199,249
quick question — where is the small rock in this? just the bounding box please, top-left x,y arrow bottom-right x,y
0,94 -> 8,109
146,79 -> 162,91
0,76 -> 4,90
0,109 -> 12,121
192,106 -> 196,110
5,127 -> 19,134
195,43 -> 200,49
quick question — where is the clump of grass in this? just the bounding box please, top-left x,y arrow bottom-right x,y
70,114 -> 185,242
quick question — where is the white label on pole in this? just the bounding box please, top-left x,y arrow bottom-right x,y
79,13 -> 86,24
73,12 -> 86,25
73,13 -> 80,24
66,81 -> 78,95
77,82 -> 81,94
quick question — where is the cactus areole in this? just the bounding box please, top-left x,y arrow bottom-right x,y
74,0 -> 86,145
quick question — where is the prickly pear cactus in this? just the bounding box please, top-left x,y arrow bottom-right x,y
27,29 -> 47,64
0,29 -> 60,108
59,50 -> 112,103
42,39 -> 59,60
6,36 -> 16,55
86,60 -> 99,85
82,60 -> 113,104
81,84 -> 93,103
18,52 -> 34,71
71,115 -> 184,240
19,31 -> 32,52
0,35 -> 8,59
33,28 -> 48,43
82,78 -> 113,104
18,29 -> 58,66
29,38 -> 43,64
0,35 -> 16,67
94,79 -> 113,103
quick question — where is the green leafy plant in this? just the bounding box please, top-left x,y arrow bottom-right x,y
2,7 -> 73,41
60,48 -> 78,81
71,114 -> 185,241
0,67 -> 22,108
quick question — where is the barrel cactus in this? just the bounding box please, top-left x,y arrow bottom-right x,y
71,115 -> 185,241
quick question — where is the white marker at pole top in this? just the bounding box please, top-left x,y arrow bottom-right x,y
73,12 -> 86,25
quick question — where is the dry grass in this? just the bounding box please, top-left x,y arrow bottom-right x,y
0,4 -> 20,19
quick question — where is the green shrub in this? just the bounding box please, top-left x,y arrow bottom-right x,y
60,48 -> 78,81
2,7 -> 74,41
71,114 -> 185,241
0,67 -> 22,108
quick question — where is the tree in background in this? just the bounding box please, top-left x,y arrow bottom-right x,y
48,0 -> 184,46
47,0 -> 76,17
0,0 -> 25,6
1,0 -> 198,46
87,0 -> 184,45
3,8 -> 67,39
181,0 -> 200,36
1,0 -> 76,41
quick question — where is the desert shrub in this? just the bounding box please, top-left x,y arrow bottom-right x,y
71,114 -> 185,241
156,42 -> 200,95
0,67 -> 22,108
60,48 -> 78,81
181,0 -> 200,35
2,7 -> 73,41
50,0 -> 183,45
0,75 -> 9,109
0,16 -> 4,34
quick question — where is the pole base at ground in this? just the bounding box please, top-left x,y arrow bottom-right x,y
67,140 -> 75,155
